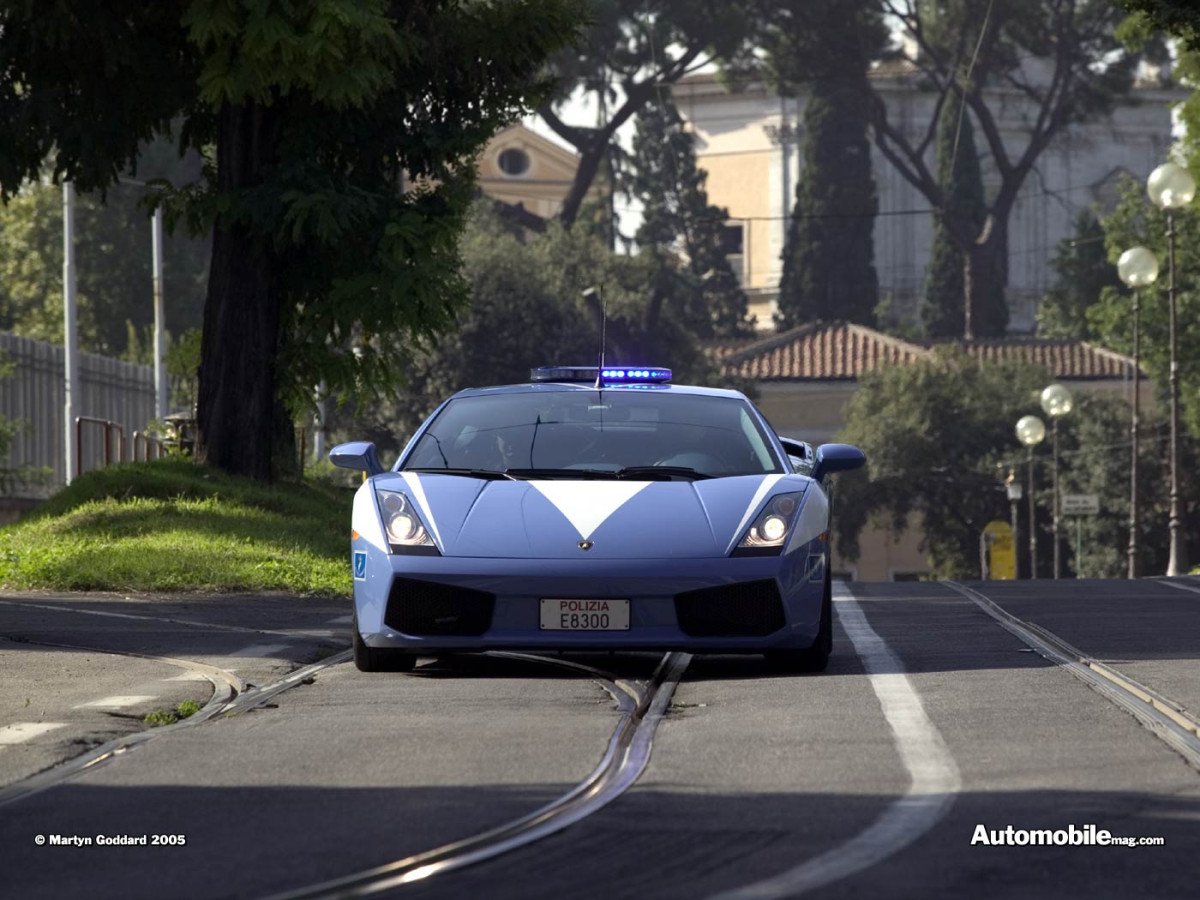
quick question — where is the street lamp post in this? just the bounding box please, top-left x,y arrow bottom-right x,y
1016,415 -> 1046,579
1147,162 -> 1196,577
1040,384 -> 1074,580
1117,246 -> 1159,578
1005,472 -> 1023,578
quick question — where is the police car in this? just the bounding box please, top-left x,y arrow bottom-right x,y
330,366 -> 865,673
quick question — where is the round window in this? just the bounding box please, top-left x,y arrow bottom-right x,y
497,148 -> 531,177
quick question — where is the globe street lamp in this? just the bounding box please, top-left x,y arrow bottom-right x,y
1117,246 -> 1159,578
1016,414 -> 1046,579
1147,162 -> 1196,576
1040,384 -> 1074,579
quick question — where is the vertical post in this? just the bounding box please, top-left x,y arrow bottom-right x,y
1128,289 -> 1140,578
1076,517 -> 1083,577
780,94 -> 790,261
313,382 -> 327,464
1028,446 -> 1037,580
1010,497 -> 1020,579
152,206 -> 167,422
1052,417 -> 1061,580
1167,213 -> 1186,576
63,182 -> 79,485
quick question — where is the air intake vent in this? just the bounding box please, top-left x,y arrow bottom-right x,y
674,579 -> 785,637
384,578 -> 495,636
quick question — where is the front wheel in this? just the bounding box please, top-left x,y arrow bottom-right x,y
352,614 -> 417,673
765,569 -> 832,674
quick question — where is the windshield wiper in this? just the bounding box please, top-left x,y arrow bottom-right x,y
504,467 -> 618,480
403,467 -> 515,481
615,465 -> 714,481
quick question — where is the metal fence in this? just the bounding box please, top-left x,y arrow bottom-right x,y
0,331 -> 157,498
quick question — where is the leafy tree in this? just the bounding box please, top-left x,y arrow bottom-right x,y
775,81 -> 879,329
0,0 -> 584,481
1036,212 -> 1119,339
0,141 -> 209,357
1056,391 -> 1170,578
834,351 -> 1170,578
765,0 -> 884,330
922,96 -> 1006,337
624,100 -> 752,339
375,203 -> 718,446
1088,177 -> 1200,435
865,0 -> 1148,338
1117,5 -> 1200,167
537,0 -> 756,226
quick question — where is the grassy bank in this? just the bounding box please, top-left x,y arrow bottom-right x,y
0,459 -> 353,595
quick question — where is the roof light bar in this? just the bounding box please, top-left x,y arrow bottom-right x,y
599,367 -> 672,383
531,366 -> 673,385
530,366 -> 598,383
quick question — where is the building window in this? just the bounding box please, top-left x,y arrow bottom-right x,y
721,223 -> 744,256
498,148 -> 531,177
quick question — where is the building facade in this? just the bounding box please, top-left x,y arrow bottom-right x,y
716,323 -> 1146,580
477,124 -> 605,222
674,71 -> 1184,332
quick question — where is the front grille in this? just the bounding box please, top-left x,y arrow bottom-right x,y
674,579 -> 785,637
384,578 -> 495,636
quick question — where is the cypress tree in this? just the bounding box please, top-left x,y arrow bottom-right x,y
774,77 -> 879,330
627,100 -> 751,338
922,95 -> 1006,338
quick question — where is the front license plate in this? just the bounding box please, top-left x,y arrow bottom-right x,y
540,598 -> 630,631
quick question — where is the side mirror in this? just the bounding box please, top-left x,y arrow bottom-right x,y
329,441 -> 384,476
812,443 -> 866,481
778,437 -> 814,475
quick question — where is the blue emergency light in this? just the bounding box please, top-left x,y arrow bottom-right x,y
531,366 -> 673,385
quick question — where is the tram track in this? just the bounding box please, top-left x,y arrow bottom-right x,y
944,580 -> 1200,771
0,635 -> 354,809
263,650 -> 691,900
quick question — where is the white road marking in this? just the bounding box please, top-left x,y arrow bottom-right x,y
0,723 -> 66,745
326,615 -> 353,625
1154,578 -> 1200,596
711,583 -> 961,900
74,695 -> 157,710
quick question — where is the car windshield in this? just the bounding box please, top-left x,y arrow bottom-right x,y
404,390 -> 783,478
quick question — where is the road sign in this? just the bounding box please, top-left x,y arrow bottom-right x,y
983,520 -> 1015,580
1062,494 -> 1100,516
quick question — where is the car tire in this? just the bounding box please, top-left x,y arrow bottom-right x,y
765,566 -> 832,674
352,613 -> 417,673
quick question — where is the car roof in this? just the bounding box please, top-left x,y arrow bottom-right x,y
447,382 -> 751,401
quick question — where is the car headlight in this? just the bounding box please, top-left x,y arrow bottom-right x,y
375,489 -> 439,555
733,492 -> 804,556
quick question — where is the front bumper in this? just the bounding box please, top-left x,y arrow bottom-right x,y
352,544 -> 827,653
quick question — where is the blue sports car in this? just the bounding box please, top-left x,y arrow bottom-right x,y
329,366 -> 864,673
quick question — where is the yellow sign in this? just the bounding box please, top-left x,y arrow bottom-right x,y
984,520 -> 1015,580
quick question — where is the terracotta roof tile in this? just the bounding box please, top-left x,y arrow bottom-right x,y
714,323 -> 1139,381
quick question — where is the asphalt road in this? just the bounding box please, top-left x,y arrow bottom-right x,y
1,579 -> 1198,899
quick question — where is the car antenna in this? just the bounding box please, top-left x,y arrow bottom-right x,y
589,284 -> 606,390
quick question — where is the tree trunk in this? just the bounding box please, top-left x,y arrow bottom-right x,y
559,138 -> 606,228
196,102 -> 288,481
966,217 -> 1010,338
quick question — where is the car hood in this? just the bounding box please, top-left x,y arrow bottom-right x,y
377,472 -> 808,559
